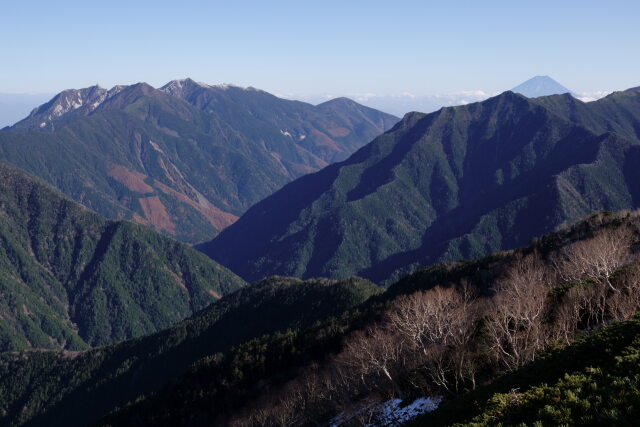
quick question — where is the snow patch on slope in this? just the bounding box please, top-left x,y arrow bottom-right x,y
372,397 -> 442,426
161,78 -> 213,96
330,396 -> 442,426
29,85 -> 126,128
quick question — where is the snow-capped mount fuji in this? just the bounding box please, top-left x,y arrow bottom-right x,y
0,79 -> 398,242
511,75 -> 576,98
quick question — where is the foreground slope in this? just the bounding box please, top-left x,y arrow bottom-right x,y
0,277 -> 380,427
201,87 -> 640,284
0,80 -> 397,242
103,211 -> 640,426
0,161 -> 244,351
1,211 -> 637,426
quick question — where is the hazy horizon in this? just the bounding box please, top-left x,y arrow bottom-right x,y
0,74 -> 622,127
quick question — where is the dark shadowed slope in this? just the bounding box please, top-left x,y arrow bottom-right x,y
0,160 -> 244,351
200,87 -> 640,284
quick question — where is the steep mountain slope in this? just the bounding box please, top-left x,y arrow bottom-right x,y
200,87 -> 640,284
0,80 -> 398,242
98,211 -> 640,426
0,161 -> 244,351
0,277 -> 381,427
512,75 -> 575,98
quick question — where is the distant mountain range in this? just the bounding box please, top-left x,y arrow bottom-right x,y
0,76 -> 595,131
0,79 -> 398,242
296,91 -> 495,118
200,86 -> 640,284
0,160 -> 244,351
290,76 -> 601,116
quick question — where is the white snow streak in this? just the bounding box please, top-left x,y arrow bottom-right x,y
330,396 -> 442,426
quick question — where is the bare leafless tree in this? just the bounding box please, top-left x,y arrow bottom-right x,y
386,283 -> 479,392
337,326 -> 405,396
551,286 -> 583,344
485,254 -> 552,370
606,264 -> 640,321
555,227 -> 634,291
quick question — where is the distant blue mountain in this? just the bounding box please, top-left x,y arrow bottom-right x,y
512,76 -> 575,98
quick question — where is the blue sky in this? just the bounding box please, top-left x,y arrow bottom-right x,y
1,0 -> 638,96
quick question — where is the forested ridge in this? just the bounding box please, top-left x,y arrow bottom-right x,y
0,160 -> 244,352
